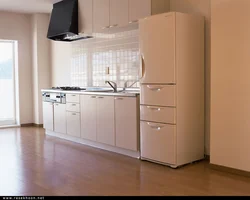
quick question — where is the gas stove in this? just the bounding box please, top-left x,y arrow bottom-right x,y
51,87 -> 85,91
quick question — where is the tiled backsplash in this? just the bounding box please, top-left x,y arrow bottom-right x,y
71,30 -> 140,88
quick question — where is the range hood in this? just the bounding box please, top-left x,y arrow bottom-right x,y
47,0 -> 92,42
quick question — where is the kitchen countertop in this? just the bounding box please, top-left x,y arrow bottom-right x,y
41,88 -> 140,97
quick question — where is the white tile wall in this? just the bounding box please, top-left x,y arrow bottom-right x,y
71,30 -> 140,88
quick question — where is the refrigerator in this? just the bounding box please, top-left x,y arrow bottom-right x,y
139,12 -> 205,168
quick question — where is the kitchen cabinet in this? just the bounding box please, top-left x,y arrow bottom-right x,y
78,0 -> 93,35
54,103 -> 67,134
67,112 -> 81,138
80,95 -> 97,141
93,0 -> 110,33
129,0 -> 151,24
129,0 -> 170,25
96,96 -> 115,146
110,0 -> 129,28
115,97 -> 138,151
43,102 -> 54,131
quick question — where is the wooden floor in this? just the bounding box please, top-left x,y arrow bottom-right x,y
0,127 -> 250,196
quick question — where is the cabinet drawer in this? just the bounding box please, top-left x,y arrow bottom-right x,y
66,94 -> 80,103
66,103 -> 80,113
140,105 -> 176,124
67,112 -> 81,138
140,85 -> 176,107
140,121 -> 176,165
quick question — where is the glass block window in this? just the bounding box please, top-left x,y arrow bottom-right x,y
71,30 -> 140,88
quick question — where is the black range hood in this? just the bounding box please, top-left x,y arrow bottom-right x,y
47,0 -> 92,42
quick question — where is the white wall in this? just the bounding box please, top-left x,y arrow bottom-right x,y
170,0 -> 211,155
32,14 -> 51,125
51,41 -> 71,87
0,11 -> 33,124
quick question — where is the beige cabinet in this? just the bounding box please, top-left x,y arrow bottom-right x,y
115,97 -> 138,151
43,102 -> 54,131
96,96 -> 115,146
80,95 -> 97,141
129,0 -> 170,24
93,0 -> 110,32
54,103 -> 66,134
129,0 -> 151,24
78,0 -> 93,35
110,0 -> 129,28
67,112 -> 81,138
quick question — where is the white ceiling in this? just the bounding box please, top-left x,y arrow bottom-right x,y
0,0 -> 58,14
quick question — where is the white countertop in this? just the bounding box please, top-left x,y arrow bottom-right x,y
41,88 -> 140,97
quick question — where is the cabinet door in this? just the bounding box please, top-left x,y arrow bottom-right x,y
129,0 -> 151,23
97,96 -> 115,146
81,95 -> 97,141
110,0 -> 129,28
54,103 -> 67,134
78,0 -> 93,34
93,0 -> 110,33
139,13 -> 175,84
67,112 -> 81,138
43,102 -> 54,131
115,97 -> 138,151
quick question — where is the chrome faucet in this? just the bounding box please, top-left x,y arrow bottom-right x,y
105,81 -> 117,93
123,79 -> 139,91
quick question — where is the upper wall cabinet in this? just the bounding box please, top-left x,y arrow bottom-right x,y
79,0 -> 170,34
78,0 -> 93,35
129,0 -> 170,24
93,0 -> 110,33
110,0 -> 129,28
129,0 -> 151,24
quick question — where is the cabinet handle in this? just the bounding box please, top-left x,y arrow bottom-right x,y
72,104 -> 76,106
71,95 -> 76,97
98,97 -> 104,99
129,20 -> 138,24
72,113 -> 76,116
147,106 -> 163,111
55,104 -> 59,106
115,97 -> 123,100
147,122 -> 165,131
102,26 -> 110,29
91,96 -> 96,99
147,85 -> 164,91
110,24 -> 118,28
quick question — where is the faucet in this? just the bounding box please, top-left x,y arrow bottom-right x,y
105,81 -> 117,93
123,79 -> 139,91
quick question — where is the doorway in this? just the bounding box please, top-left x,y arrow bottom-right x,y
0,40 -> 17,126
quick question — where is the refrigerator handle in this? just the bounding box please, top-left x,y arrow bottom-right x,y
139,54 -> 145,79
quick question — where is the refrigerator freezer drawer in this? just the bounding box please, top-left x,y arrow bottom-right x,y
140,121 -> 176,165
140,105 -> 176,124
140,85 -> 176,107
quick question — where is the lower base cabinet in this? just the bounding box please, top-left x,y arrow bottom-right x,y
67,112 -> 81,138
115,97 -> 138,151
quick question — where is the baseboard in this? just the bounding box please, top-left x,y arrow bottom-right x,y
209,163 -> 250,178
21,123 -> 43,127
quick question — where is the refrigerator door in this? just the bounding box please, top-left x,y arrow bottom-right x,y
139,13 -> 175,84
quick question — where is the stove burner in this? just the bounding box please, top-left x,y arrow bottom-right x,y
52,87 -> 84,91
